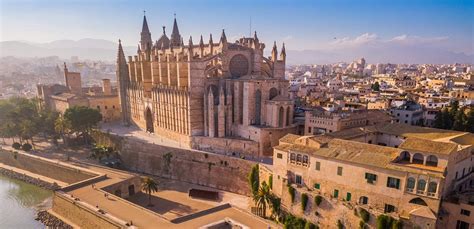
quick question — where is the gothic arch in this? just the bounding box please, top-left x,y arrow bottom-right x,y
278,106 -> 284,127
269,87 -> 279,100
255,90 -> 262,125
145,107 -> 154,133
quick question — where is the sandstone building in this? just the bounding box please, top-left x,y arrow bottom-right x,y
272,123 -> 473,228
37,63 -> 121,122
116,15 -> 296,157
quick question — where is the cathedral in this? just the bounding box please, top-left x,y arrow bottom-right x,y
116,15 -> 296,157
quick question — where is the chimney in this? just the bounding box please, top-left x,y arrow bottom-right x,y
102,79 -> 112,95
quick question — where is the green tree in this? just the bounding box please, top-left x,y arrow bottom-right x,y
55,116 -> 72,145
441,108 -> 453,129
141,176 -> 158,207
63,106 -> 102,144
453,108 -> 467,131
466,108 -> 474,133
248,164 -> 260,199
371,82 -> 380,91
253,181 -> 272,218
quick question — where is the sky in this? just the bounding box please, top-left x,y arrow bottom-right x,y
0,0 -> 473,58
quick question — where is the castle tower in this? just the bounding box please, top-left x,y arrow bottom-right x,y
116,39 -> 130,125
140,13 -> 153,52
170,14 -> 182,47
63,63 -> 82,95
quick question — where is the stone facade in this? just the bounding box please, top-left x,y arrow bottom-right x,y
116,15 -> 295,157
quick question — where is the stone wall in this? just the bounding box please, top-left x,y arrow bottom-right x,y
192,136 -> 259,158
52,193 -> 124,229
92,131 -> 255,196
0,150 -> 96,184
0,167 -> 60,190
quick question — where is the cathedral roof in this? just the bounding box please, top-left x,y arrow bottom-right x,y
156,26 -> 170,49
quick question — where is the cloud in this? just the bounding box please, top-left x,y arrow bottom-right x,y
329,33 -> 378,48
388,34 -> 449,45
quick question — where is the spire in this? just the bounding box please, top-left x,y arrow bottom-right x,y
271,41 -> 278,61
280,42 -> 286,61
170,14 -> 182,47
220,29 -> 227,44
137,44 -> 141,53
162,26 -> 166,35
199,35 -> 204,47
253,31 -> 258,40
253,31 -> 259,49
188,36 -> 193,47
140,12 -> 153,51
116,39 -> 130,125
209,34 -> 213,45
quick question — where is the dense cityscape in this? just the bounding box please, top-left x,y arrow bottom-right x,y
0,1 -> 472,229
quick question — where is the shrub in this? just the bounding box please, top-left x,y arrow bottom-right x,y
12,142 -> 21,150
337,219 -> 343,229
392,219 -> 403,229
376,215 -> 389,229
301,193 -> 309,211
314,195 -> 322,206
288,186 -> 296,203
304,221 -> 317,229
359,220 -> 366,229
12,151 -> 18,160
21,143 -> 32,151
284,214 -> 306,229
269,174 -> 273,189
359,208 -> 370,223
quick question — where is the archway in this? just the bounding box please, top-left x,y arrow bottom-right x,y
269,88 -> 279,100
145,107 -> 154,133
426,155 -> 438,167
409,197 -> 428,206
412,153 -> 424,164
399,151 -> 410,162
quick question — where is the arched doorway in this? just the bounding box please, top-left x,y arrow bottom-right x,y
145,107 -> 154,133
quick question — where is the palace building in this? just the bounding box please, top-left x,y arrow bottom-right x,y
116,15 -> 296,157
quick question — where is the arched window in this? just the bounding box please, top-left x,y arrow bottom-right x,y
417,179 -> 426,194
296,154 -> 302,163
399,151 -> 410,162
255,90 -> 262,125
412,153 -> 424,164
278,107 -> 285,127
426,155 -> 438,167
269,88 -> 279,100
406,177 -> 415,192
359,196 -> 368,205
302,155 -> 309,164
409,197 -> 428,206
428,181 -> 438,195
286,107 -> 291,126
290,153 -> 296,162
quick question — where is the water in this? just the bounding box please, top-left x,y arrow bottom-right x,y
0,175 -> 53,229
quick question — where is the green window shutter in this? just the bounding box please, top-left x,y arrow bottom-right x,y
346,192 -> 351,201
334,189 -> 339,198
314,183 -> 320,189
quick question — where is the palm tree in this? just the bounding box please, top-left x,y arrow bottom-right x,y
141,177 -> 158,207
253,181 -> 272,218
54,116 -> 71,145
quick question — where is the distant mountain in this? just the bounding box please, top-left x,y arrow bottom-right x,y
0,39 -> 136,61
1,38 -> 472,64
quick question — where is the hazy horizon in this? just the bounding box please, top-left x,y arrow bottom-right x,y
0,0 -> 473,64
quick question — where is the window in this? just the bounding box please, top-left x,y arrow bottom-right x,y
384,204 -> 396,213
456,220 -> 469,229
417,179 -> 426,194
346,192 -> 352,201
290,153 -> 296,162
314,183 -> 320,190
365,173 -> 377,184
277,153 -> 282,159
427,181 -> 438,196
303,155 -> 309,164
105,106 -> 108,110
460,209 -> 470,216
295,175 -> 302,185
296,154 -> 302,163
97,105 -> 101,110
387,177 -> 400,189
333,189 -> 339,198
359,196 -> 368,205
337,166 -> 343,176
315,161 -> 320,171
406,177 -> 415,192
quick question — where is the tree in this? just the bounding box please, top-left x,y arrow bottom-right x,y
466,108 -> 474,133
253,181 -> 272,218
141,176 -> 158,207
441,108 -> 453,130
248,164 -> 260,199
453,108 -> 467,131
371,82 -> 380,91
55,116 -> 72,145
63,106 -> 102,144
301,193 -> 309,212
